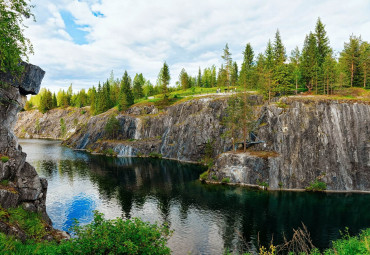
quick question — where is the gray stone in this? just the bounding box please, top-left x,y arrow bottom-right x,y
0,189 -> 19,208
0,62 -> 45,95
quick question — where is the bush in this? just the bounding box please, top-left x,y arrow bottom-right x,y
0,211 -> 172,255
306,179 -> 327,191
0,180 -> 9,186
105,115 -> 120,139
149,152 -> 163,158
211,175 -> 218,181
103,148 -> 117,157
257,180 -> 269,188
1,156 -> 9,163
221,177 -> 230,184
199,171 -> 209,181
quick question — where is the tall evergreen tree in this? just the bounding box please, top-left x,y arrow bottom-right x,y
290,46 -> 301,94
231,61 -> 238,87
339,35 -> 361,87
360,41 -> 370,88
197,67 -> 202,87
301,32 -> 318,93
179,68 -> 189,90
221,43 -> 232,88
119,71 -> 134,110
239,43 -> 254,89
133,73 -> 145,99
273,29 -> 286,65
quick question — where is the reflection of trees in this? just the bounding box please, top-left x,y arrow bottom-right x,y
35,152 -> 370,251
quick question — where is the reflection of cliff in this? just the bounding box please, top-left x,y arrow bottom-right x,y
37,152 -> 370,250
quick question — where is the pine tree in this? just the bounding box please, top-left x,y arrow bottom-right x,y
239,43 -> 254,89
160,62 -> 170,104
273,29 -> 286,65
322,52 -> 337,94
290,46 -> 301,94
133,73 -> 145,99
339,35 -> 361,87
197,67 -> 202,87
231,62 -> 238,87
52,93 -> 58,108
179,68 -> 189,90
360,41 -> 370,88
221,43 -> 232,88
301,32 -> 318,93
263,40 -> 275,101
119,71 -> 134,110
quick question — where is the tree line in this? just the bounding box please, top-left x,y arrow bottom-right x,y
27,17 -> 370,114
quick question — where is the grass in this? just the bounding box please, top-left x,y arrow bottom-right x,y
306,179 -> 327,192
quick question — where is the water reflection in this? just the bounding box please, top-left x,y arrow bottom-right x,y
20,139 -> 370,254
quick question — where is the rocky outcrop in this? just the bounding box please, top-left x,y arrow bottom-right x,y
0,63 -> 60,240
209,98 -> 370,191
15,94 -> 370,191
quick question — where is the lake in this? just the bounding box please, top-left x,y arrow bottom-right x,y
19,139 -> 370,254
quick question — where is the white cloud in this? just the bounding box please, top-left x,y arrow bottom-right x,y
25,0 -> 370,93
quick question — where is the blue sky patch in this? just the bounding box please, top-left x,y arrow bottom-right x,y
60,10 -> 89,45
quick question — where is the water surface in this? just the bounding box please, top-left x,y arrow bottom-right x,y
20,139 -> 370,254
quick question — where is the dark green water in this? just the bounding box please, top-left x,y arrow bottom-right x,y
20,139 -> 370,254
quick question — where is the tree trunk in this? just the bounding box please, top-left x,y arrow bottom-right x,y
364,63 -> 367,88
351,60 -> 354,87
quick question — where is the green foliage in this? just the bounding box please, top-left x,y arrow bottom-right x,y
0,0 -> 34,75
149,152 -> 163,158
257,180 -> 269,188
103,148 -> 117,157
199,171 -> 209,181
221,177 -> 230,184
306,179 -> 327,191
0,180 -> 9,186
1,156 -> 9,163
211,175 -> 218,181
278,181 -> 283,189
35,119 -> 40,134
0,211 -> 172,255
60,118 -> 66,137
104,115 -> 120,139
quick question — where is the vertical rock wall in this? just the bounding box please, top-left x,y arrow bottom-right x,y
0,64 -> 51,223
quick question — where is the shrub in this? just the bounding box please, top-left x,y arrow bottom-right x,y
278,181 -> 283,189
211,175 -> 218,181
1,156 -> 9,163
0,180 -> 9,186
199,171 -> 209,181
221,177 -> 230,184
305,179 -> 327,191
149,152 -> 163,158
60,118 -> 66,137
257,180 -> 269,188
105,115 -> 120,139
0,211 -> 172,255
103,148 -> 117,157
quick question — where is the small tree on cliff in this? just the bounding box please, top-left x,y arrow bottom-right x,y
0,0 -> 34,76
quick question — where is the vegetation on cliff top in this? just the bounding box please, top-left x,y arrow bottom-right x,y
26,18 -> 370,115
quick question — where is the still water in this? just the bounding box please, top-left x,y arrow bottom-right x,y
20,139 -> 370,254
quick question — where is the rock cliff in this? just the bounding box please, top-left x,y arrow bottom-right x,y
0,63 -> 61,240
15,95 -> 370,191
209,98 -> 370,191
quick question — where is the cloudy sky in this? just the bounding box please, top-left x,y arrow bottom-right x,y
24,0 -> 370,92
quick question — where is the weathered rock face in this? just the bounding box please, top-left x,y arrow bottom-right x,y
65,97 -> 233,162
15,95 -> 370,191
0,63 -> 50,223
210,99 -> 370,191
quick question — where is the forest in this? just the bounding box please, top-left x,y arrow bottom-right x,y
27,18 -> 370,115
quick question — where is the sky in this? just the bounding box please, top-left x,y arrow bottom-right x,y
24,0 -> 370,93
